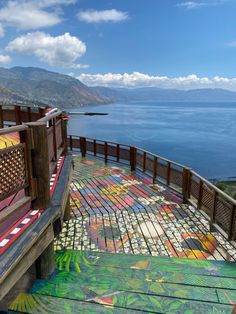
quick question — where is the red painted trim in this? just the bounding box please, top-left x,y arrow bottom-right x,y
50,157 -> 65,197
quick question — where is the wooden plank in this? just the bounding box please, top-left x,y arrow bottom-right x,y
36,241 -> 55,280
0,196 -> 31,222
0,225 -> 54,300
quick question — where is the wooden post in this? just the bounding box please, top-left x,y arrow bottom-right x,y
69,135 -> 73,151
0,105 -> 3,128
61,118 -> 68,155
228,204 -> 236,241
36,241 -> 55,280
94,140 -> 97,156
26,122 -> 50,209
143,152 -> 146,171
80,137 -> 86,157
27,107 -> 32,122
153,156 -> 157,183
63,195 -> 71,221
19,128 -> 36,200
15,106 -> 21,125
182,167 -> 191,203
52,118 -> 58,166
117,144 -> 120,162
130,147 -> 137,171
210,190 -> 218,232
104,142 -> 108,163
167,162 -> 171,186
38,107 -> 44,118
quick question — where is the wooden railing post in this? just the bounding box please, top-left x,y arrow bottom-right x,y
0,105 -> 3,128
52,118 -> 58,166
182,167 -> 191,203
210,190 -> 218,232
80,137 -> 86,157
153,156 -> 157,183
197,179 -> 203,209
15,105 -> 21,125
104,142 -> 108,163
130,147 -> 137,171
26,122 -> 50,209
27,107 -> 32,122
167,162 -> 171,185
19,127 -> 36,200
228,205 -> 236,241
61,118 -> 68,155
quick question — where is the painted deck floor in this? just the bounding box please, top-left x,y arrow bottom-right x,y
9,155 -> 236,313
9,250 -> 236,313
55,155 -> 236,261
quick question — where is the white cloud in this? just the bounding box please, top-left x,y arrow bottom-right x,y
71,63 -> 90,69
0,0 -> 75,30
77,71 -> 236,91
7,32 -> 86,68
177,1 -> 208,9
177,0 -> 226,9
0,23 -> 4,38
0,54 -> 11,64
77,9 -> 129,23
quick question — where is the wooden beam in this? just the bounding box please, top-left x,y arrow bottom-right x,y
26,122 -> 50,209
36,241 -> 55,280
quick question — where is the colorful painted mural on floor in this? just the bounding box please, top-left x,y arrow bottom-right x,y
9,250 -> 236,313
0,132 -> 19,148
55,156 -> 236,261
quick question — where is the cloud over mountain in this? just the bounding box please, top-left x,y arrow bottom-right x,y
7,32 -> 86,68
78,71 -> 236,91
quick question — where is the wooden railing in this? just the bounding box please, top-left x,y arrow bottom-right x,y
0,104 -> 44,128
0,105 -> 68,233
68,135 -> 236,241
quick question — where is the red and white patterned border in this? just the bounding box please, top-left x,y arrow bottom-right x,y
0,156 -> 65,254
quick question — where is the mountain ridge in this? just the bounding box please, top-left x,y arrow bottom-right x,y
0,67 -> 111,107
92,86 -> 236,103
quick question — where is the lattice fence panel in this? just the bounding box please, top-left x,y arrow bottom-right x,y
215,197 -> 232,233
170,168 -> 183,187
95,143 -> 105,155
190,178 -> 200,199
0,144 -> 27,201
146,157 -> 154,173
86,141 -> 94,153
201,184 -> 214,216
71,138 -> 80,149
136,153 -> 144,168
157,163 -> 167,180
119,147 -> 130,161
107,145 -> 118,157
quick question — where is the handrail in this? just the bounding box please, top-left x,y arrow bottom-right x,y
37,110 -> 62,122
69,134 -> 132,148
191,170 -> 236,206
68,135 -> 236,242
0,124 -> 28,135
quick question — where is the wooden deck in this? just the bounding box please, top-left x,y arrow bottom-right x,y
55,155 -> 236,261
9,250 -> 236,313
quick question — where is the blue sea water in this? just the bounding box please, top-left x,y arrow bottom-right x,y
67,102 -> 236,179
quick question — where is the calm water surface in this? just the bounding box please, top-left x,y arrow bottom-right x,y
68,102 -> 236,179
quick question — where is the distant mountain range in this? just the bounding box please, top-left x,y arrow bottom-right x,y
92,86 -> 236,103
1,67 -> 236,107
0,67 -> 110,107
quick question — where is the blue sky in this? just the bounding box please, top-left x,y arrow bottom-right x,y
1,0 -> 236,89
